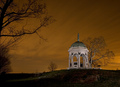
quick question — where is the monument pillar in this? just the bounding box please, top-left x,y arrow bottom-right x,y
78,55 -> 80,68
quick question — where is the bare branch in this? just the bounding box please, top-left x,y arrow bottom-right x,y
93,50 -> 115,63
0,44 -> 11,73
2,0 -> 47,29
3,15 -> 13,25
1,15 -> 51,37
92,56 -> 104,62
91,50 -> 96,59
2,17 -> 20,28
5,37 -> 20,48
2,24 -> 43,37
4,0 -> 39,18
36,31 -> 47,41
0,0 -> 13,32
4,12 -> 16,17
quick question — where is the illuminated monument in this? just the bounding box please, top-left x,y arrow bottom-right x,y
68,34 -> 90,69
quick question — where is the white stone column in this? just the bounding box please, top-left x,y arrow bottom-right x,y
69,58 -> 70,68
71,56 -> 73,68
85,57 -> 87,68
69,54 -> 72,68
78,55 -> 80,68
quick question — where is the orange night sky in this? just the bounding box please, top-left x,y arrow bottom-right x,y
9,0 -> 120,73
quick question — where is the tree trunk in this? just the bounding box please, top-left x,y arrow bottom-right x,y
89,52 -> 93,68
0,0 -> 13,34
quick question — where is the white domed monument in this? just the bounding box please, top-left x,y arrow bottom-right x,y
68,34 -> 90,69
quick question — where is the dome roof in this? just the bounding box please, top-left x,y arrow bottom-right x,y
71,41 -> 86,47
70,33 -> 86,48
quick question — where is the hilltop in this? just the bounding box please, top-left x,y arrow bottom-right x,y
2,69 -> 120,87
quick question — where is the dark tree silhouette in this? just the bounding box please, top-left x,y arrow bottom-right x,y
83,36 -> 115,67
0,0 -> 54,72
0,0 -> 53,41
0,44 -> 11,73
48,62 -> 57,72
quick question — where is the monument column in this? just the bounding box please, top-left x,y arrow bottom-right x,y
85,57 -> 86,68
71,56 -> 74,68
69,58 -> 70,68
69,54 -> 71,68
78,55 -> 80,68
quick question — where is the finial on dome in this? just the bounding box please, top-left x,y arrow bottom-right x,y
77,33 -> 79,41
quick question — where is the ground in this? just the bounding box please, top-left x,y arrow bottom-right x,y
1,69 -> 120,87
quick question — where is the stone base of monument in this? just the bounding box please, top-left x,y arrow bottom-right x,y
67,67 -> 101,70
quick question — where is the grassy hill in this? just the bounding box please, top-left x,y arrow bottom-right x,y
1,69 -> 120,87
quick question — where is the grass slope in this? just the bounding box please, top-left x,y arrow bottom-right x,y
2,69 -> 120,87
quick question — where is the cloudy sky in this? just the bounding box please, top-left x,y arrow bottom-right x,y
9,0 -> 120,73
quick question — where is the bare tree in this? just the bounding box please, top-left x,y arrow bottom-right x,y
0,0 -> 54,41
0,0 -> 54,73
48,62 -> 57,72
0,44 -> 11,73
83,36 -> 115,67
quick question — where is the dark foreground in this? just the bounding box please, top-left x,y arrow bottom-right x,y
1,69 -> 120,87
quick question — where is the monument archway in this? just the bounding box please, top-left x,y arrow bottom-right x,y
80,56 -> 83,67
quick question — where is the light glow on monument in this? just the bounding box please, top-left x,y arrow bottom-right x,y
68,34 -> 90,69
